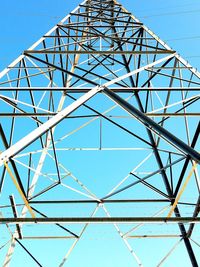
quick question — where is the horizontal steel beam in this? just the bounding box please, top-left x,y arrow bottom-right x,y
0,217 -> 200,224
24,50 -> 175,55
103,88 -> 200,163
0,87 -> 199,92
0,113 -> 199,117
29,199 -> 169,204
67,14 -> 138,24
60,24 -> 141,28
43,35 -> 154,39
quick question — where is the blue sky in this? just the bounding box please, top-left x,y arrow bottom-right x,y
0,1 -> 200,266
0,0 -> 200,72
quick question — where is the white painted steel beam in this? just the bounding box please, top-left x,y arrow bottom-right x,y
0,54 -> 175,166
0,86 -> 101,165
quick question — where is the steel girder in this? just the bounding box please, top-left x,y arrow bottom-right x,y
0,0 -> 200,266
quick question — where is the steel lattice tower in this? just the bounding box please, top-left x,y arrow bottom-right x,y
0,0 -> 200,266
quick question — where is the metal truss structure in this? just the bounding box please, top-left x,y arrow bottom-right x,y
0,0 -> 200,266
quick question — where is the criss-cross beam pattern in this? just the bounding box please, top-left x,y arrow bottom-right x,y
0,0 -> 200,266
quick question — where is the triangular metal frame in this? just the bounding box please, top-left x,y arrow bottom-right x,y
0,0 -> 200,266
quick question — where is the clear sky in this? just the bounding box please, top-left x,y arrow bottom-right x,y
0,1 -> 200,267
0,0 -> 200,72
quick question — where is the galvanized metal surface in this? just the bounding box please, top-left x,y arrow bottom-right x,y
0,0 -> 199,266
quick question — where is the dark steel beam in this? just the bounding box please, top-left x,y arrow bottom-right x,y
69,13 -> 139,24
131,173 -> 170,199
187,195 -> 200,238
65,93 -> 152,146
43,35 -> 155,40
0,217 -> 200,224
24,50 -> 175,55
31,207 -> 79,238
29,199 -> 170,204
105,26 -> 198,265
23,53 -> 99,87
103,88 -> 200,163
0,124 -> 26,196
102,156 -> 185,200
158,97 -> 200,125
187,196 -> 200,237
15,239 -> 42,267
174,122 -> 200,196
145,69 -> 200,86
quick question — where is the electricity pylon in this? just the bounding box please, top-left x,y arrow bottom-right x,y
0,0 -> 200,266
